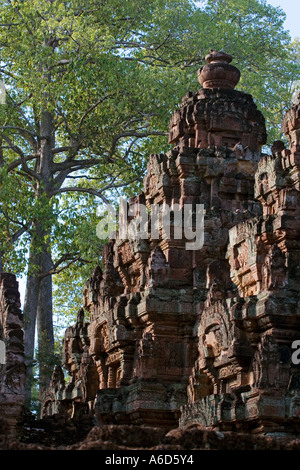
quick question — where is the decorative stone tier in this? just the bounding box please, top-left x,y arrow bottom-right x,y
168,88 -> 266,153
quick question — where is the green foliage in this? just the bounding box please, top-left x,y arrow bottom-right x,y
52,193 -> 105,327
0,0 -> 299,337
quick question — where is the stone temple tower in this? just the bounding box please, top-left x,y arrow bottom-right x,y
42,51 -> 300,435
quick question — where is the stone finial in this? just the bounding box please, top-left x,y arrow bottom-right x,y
205,49 -> 233,64
198,49 -> 241,89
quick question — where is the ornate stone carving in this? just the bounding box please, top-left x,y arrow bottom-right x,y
40,50 -> 300,435
0,273 -> 25,434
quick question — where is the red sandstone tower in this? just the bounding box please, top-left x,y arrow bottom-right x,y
42,51 -> 300,435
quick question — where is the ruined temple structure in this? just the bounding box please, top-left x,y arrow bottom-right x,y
42,50 -> 300,435
0,273 -> 26,432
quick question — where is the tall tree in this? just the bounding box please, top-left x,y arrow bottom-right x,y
0,0 -> 298,404
0,0 -> 207,401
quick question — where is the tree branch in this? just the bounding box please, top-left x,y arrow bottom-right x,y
0,125 -> 37,149
5,91 -> 37,135
50,186 -> 111,205
52,157 -> 103,173
7,154 -> 38,172
52,252 -> 80,270
52,146 -> 73,155
10,225 -> 29,244
39,255 -> 90,279
0,132 -> 41,180
0,126 -> 37,138
0,68 -> 19,81
109,129 -> 167,159
79,94 -> 111,130
7,0 -> 35,37
48,59 -> 71,70
1,209 -> 31,244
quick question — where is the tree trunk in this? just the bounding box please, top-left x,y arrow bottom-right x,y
37,248 -> 55,401
35,108 -> 55,404
23,245 -> 41,405
23,60 -> 56,406
23,219 -> 55,406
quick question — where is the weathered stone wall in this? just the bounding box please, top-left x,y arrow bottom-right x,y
180,58 -> 300,433
0,273 -> 26,433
